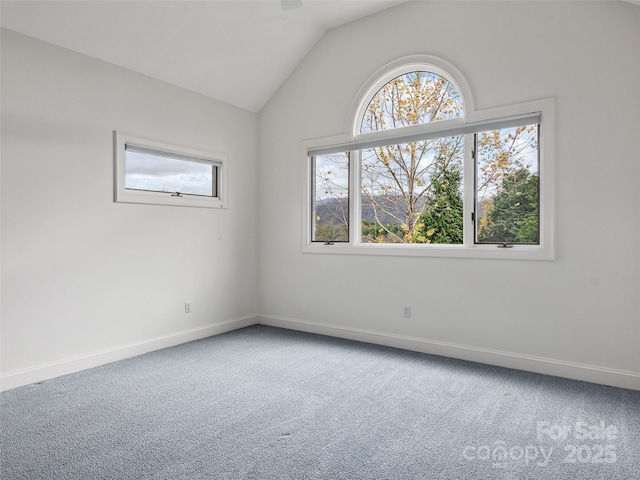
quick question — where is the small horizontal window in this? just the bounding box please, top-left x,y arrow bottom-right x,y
114,132 -> 227,209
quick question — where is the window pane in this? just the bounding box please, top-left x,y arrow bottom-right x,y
125,148 -> 216,197
360,71 -> 463,134
475,124 -> 539,244
360,136 -> 464,244
312,153 -> 349,242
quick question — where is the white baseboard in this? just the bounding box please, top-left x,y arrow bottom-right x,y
4,314 -> 638,392
257,314 -> 640,391
0,315 -> 259,392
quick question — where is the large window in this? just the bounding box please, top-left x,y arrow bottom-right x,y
304,58 -> 553,260
114,132 -> 227,209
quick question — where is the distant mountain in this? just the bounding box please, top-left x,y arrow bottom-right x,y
315,195 -> 423,225
314,198 -> 349,225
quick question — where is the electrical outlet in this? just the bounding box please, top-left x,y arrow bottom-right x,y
403,306 -> 411,318
185,302 -> 191,314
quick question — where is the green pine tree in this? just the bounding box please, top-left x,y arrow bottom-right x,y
478,168 -> 539,243
415,162 -> 463,244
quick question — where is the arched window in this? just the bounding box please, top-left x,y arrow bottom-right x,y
360,71 -> 463,134
306,57 -> 553,260
356,70 -> 466,244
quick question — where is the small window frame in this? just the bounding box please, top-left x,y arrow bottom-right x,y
473,125 -> 541,247
114,131 -> 228,209
311,151 -> 351,244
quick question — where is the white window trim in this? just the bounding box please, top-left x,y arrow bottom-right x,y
301,58 -> 555,260
345,55 -> 476,135
114,131 -> 228,209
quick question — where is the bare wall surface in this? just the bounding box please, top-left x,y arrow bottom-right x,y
258,1 -> 640,375
1,1 -> 639,389
1,29 -> 259,375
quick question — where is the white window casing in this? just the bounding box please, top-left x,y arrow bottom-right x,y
114,131 -> 228,209
302,56 -> 555,260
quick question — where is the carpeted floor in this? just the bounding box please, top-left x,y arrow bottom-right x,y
1,325 -> 639,479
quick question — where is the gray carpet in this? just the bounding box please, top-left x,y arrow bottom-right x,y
1,325 -> 639,479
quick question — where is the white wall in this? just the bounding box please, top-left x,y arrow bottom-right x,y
2,1 -> 639,392
258,1 -> 640,386
1,29 -> 259,384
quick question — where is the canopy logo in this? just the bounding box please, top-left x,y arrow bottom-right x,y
462,419 -> 620,469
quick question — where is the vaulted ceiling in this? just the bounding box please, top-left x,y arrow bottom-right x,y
1,1 -> 637,112
0,0 -> 408,112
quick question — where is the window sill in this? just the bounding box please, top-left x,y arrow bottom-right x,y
302,242 -> 553,261
116,189 -> 227,209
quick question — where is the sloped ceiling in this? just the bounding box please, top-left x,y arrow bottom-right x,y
0,0 -> 408,112
1,1 -> 637,112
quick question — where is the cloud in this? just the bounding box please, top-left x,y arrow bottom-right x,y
125,151 -> 214,196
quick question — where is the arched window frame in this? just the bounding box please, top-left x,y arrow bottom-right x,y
302,55 -> 555,260
348,56 -> 473,140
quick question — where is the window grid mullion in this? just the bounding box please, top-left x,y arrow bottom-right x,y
350,150 -> 362,245
463,133 -> 476,247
